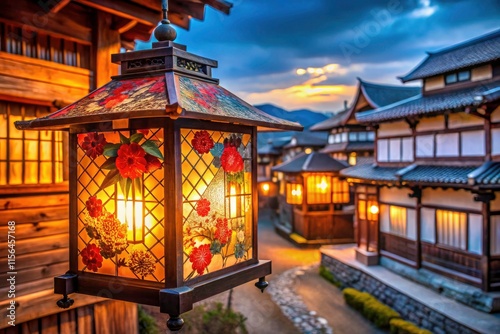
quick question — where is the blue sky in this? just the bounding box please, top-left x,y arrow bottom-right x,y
140,0 -> 499,113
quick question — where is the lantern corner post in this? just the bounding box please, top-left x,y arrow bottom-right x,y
159,286 -> 194,331
54,271 -> 78,308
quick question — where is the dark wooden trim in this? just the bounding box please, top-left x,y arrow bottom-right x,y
164,119 -> 179,288
482,201 -> 491,291
68,129 -> 78,273
485,114 -> 492,161
378,201 -> 416,209
380,249 -> 417,268
252,125 -> 259,261
75,0 -> 159,27
421,203 -> 482,215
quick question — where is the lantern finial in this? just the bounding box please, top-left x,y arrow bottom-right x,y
154,0 -> 177,42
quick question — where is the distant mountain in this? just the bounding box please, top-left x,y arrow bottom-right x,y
255,104 -> 331,129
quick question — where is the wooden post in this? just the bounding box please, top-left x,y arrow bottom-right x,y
93,11 -> 120,89
482,198 -> 491,291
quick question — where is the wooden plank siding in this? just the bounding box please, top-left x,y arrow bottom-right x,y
0,52 -> 91,105
380,232 -> 418,267
0,299 -> 138,332
293,209 -> 354,241
0,187 -> 69,301
421,242 -> 483,287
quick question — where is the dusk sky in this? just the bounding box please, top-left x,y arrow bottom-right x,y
142,0 -> 500,113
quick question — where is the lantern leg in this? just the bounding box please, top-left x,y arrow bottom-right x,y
166,315 -> 184,332
159,286 -> 194,332
255,276 -> 269,293
54,272 -> 78,308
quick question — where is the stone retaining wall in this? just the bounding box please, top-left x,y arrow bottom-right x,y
321,253 -> 478,334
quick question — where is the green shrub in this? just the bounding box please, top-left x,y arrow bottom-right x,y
342,288 -> 374,312
390,318 -> 433,334
319,265 -> 342,288
362,298 -> 400,328
183,302 -> 248,334
138,305 -> 159,334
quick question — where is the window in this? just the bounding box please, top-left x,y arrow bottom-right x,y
358,132 -> 367,141
332,177 -> 349,203
0,101 -> 65,185
445,70 -> 471,85
348,152 -> 357,166
492,215 -> 500,255
306,174 -> 331,204
341,132 -> 348,142
378,137 -> 414,162
389,206 -> 407,236
286,183 -> 303,205
367,132 -> 375,141
437,210 -> 467,250
349,132 -> 358,142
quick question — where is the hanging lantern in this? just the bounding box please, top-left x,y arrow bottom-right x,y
14,6 -> 301,331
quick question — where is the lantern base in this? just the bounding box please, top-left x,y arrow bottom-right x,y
54,272 -> 78,309
166,315 -> 185,331
159,260 -> 271,328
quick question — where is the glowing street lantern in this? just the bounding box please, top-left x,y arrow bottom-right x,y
15,7 -> 301,331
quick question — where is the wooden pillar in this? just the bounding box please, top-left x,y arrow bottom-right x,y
485,114 -> 491,161
411,187 -> 422,269
481,197 -> 491,291
93,11 -> 121,89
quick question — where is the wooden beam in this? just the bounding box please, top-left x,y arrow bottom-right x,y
93,11 -> 121,88
49,0 -> 72,14
202,0 -> 232,14
170,1 -> 206,20
75,0 -> 159,27
112,17 -> 138,34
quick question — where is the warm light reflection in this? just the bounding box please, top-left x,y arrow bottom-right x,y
230,184 -> 238,218
117,196 -> 145,244
304,148 -> 312,154
286,183 -> 303,204
261,182 -> 270,195
369,204 -> 379,215
317,176 -> 328,194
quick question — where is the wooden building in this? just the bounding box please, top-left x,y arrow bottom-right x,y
342,29 -> 500,294
310,78 -> 420,166
0,0 -> 231,332
281,131 -> 328,162
272,152 -> 353,246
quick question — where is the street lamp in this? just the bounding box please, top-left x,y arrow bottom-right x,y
15,5 -> 301,331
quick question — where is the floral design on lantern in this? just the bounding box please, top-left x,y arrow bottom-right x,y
115,143 -> 148,179
196,198 -> 211,217
81,243 -> 103,272
127,249 -> 157,278
191,130 -> 214,154
189,244 -> 213,276
86,196 -> 103,218
81,132 -> 107,159
84,209 -> 129,259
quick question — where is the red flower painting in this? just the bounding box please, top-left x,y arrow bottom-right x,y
191,130 -> 214,154
115,143 -> 147,179
81,244 -> 103,272
81,132 -> 107,159
215,217 -> 232,245
220,146 -> 244,173
86,195 -> 103,218
144,154 -> 162,173
196,198 -> 211,217
189,244 -> 212,275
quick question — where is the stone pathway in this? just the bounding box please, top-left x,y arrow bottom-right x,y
267,264 -> 333,334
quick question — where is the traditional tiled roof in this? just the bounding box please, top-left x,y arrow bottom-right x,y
398,165 -> 477,185
283,132 -> 328,149
340,164 -> 400,182
320,141 -> 374,154
342,162 -> 500,188
400,29 -> 500,82
310,79 -> 420,131
272,152 -> 348,173
468,162 -> 500,186
356,79 -> 500,123
258,144 -> 281,156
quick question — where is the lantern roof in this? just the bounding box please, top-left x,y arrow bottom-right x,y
272,152 -> 349,173
15,41 -> 302,132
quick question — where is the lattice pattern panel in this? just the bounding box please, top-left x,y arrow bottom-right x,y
181,129 -> 253,280
76,128 -> 165,283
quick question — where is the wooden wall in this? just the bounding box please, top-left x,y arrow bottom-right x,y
0,300 -> 138,333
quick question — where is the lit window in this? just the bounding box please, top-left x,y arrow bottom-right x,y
348,152 -> 357,166
286,183 -> 303,204
389,206 -> 407,236
306,174 -> 331,204
0,101 -> 64,185
332,177 -> 349,203
436,209 -> 467,250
